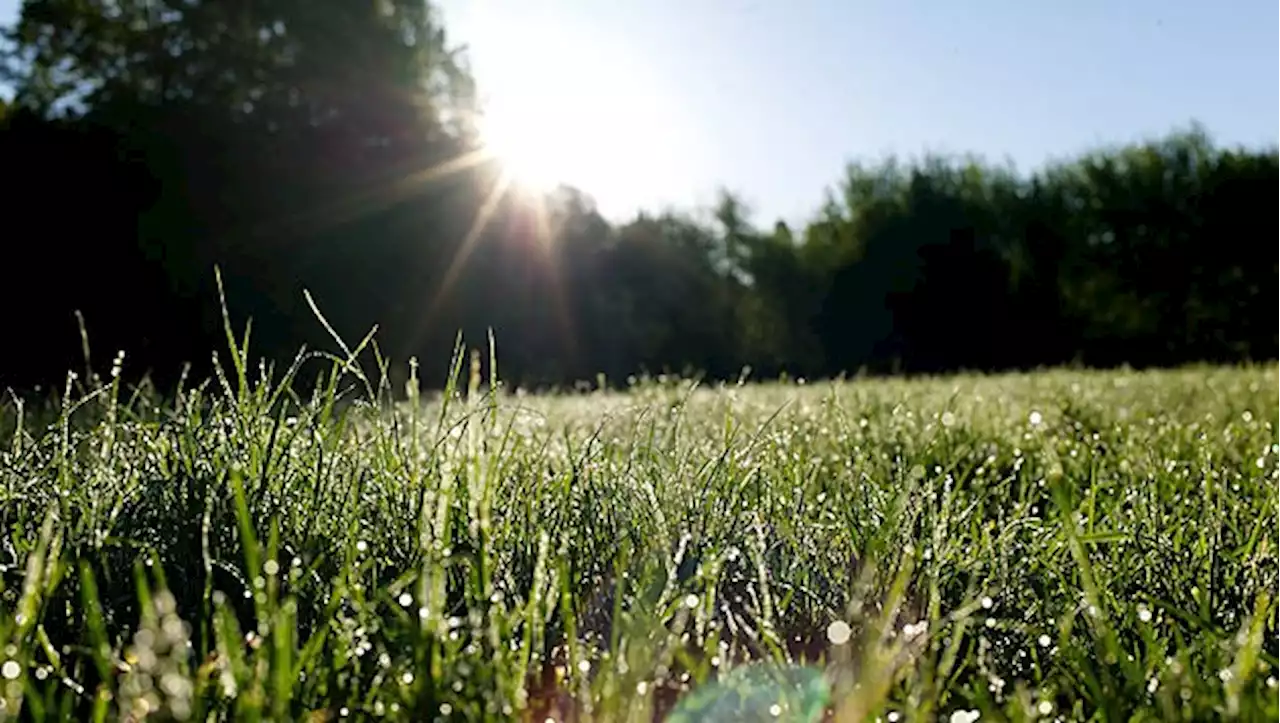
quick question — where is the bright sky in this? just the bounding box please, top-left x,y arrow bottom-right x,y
2,0 -> 1275,224
437,0 -> 1277,222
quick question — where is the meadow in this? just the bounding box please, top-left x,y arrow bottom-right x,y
0,334 -> 1276,721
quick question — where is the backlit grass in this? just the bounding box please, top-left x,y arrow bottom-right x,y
0,323 -> 1276,721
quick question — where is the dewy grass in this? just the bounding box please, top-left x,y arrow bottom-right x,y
0,306 -> 1275,720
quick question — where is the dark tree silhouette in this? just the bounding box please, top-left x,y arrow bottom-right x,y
0,1 -> 1275,393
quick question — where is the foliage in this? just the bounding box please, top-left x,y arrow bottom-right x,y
0,334 -> 1275,720
0,3 -> 1274,720
0,2 -> 1276,391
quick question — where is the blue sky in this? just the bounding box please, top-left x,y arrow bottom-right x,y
3,0 -> 1276,224
437,0 -> 1277,222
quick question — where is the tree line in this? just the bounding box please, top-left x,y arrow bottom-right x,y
1,0 -> 1275,393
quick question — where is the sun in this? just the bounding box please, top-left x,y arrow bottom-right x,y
460,12 -> 695,216
478,85 -> 591,194
481,109 -> 564,193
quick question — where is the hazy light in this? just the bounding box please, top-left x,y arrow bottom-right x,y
463,10 -> 696,216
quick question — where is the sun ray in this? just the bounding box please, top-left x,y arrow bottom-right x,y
409,166 -> 514,351
239,147 -> 496,244
530,192 -> 579,370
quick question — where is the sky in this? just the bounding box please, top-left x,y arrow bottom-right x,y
2,0 -> 1276,224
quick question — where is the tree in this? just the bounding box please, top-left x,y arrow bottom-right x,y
0,0 -> 1274,390
1,0 -> 486,388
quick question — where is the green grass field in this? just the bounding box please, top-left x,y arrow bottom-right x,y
0,338 -> 1276,721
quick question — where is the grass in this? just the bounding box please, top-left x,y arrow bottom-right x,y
0,319 -> 1276,721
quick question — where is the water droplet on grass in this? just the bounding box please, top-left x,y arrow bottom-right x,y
826,620 -> 852,645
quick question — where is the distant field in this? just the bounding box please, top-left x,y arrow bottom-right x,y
0,357 -> 1276,721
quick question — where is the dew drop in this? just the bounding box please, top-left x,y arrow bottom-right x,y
826,620 -> 852,645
